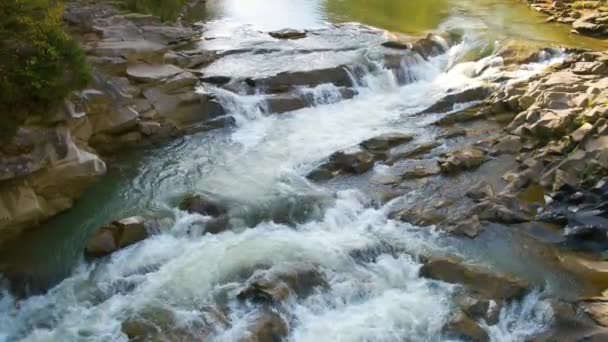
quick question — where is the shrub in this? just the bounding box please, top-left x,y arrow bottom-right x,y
0,0 -> 91,138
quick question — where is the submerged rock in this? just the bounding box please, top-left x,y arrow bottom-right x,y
248,66 -> 353,93
179,193 -> 227,217
239,310 -> 288,342
443,310 -> 489,342
360,133 -> 414,154
307,149 -> 376,181
237,268 -> 326,303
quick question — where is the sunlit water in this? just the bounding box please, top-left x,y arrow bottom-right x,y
0,0 -> 601,341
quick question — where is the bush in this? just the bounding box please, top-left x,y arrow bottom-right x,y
0,0 -> 91,138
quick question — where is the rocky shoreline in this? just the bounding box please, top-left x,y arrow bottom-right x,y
525,0 -> 608,37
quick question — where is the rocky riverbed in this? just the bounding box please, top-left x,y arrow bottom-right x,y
3,0 -> 608,341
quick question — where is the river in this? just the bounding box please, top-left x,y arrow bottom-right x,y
0,0 -> 606,341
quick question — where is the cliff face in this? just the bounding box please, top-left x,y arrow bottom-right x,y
0,0 -> 222,246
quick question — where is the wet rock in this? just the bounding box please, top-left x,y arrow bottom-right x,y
250,66 -> 353,92
580,297 -> 608,327
443,310 -> 489,342
496,39 -> 548,65
412,34 -> 449,59
466,181 -> 495,202
573,13 -> 608,37
264,94 -> 307,114
420,85 -> 495,114
558,254 -> 608,289
445,214 -> 482,238
307,149 -> 376,181
438,148 -> 487,175
237,268 -> 326,303
179,194 -> 227,217
400,163 -> 441,180
476,197 -> 532,224
239,310 -> 288,342
454,294 -> 501,325
360,133 -> 414,154
201,76 -> 232,85
388,142 -> 440,163
381,40 -> 412,50
269,29 -> 307,40
420,257 -> 529,300
531,300 -> 608,342
85,216 -> 150,258
91,40 -> 168,64
143,88 -> 224,126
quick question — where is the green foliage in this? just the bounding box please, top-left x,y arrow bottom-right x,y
0,0 -> 91,137
123,0 -> 187,22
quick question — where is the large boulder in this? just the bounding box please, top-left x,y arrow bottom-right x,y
248,66 -> 353,93
143,88 -> 225,127
420,257 -> 529,300
85,216 -> 150,258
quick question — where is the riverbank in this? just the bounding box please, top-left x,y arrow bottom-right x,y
0,0 -> 228,247
525,0 -> 608,37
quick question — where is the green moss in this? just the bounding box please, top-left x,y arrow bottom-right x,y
0,0 -> 91,138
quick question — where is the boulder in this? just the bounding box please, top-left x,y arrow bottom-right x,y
143,88 -> 225,126
264,94 -> 307,114
238,310 -> 288,342
249,66 -> 353,92
269,29 -> 307,40
420,85 -> 494,114
445,214 -> 482,238
420,257 -> 529,300
438,148 -> 487,174
496,39 -> 548,65
91,40 -> 168,64
307,150 -> 376,180
443,310 -> 489,342
237,268 -> 326,303
85,216 -> 150,258
360,133 -> 414,154
179,193 -> 227,217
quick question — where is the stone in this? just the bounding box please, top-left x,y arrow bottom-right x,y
445,214 -> 482,238
443,310 -> 490,342
237,268 -> 326,303
143,88 -> 224,126
85,216 -> 149,258
400,164 -> 441,180
388,142 -> 440,163
420,85 -> 495,114
264,94 -> 307,114
496,39 -> 547,65
360,133 -> 414,154
179,194 -> 227,217
420,257 -> 529,300
438,148 -> 486,175
466,181 -> 495,201
138,121 -> 162,136
580,297 -> 608,327
126,64 -> 184,84
239,310 -> 288,342
269,29 -> 307,40
250,66 -> 353,92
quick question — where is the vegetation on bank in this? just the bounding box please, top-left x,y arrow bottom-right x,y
0,0 -> 91,138
122,0 -> 188,22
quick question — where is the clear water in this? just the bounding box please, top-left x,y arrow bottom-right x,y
0,1 -> 600,341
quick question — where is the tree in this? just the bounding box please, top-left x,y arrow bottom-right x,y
0,0 -> 91,137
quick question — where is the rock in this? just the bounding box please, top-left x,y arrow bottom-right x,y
264,94 -> 307,114
91,40 -> 168,64
143,88 -> 224,126
179,193 -> 227,217
532,301 -> 608,342
445,214 -> 482,238
466,181 -> 495,201
388,142 -> 440,163
438,148 -> 487,175
580,297 -> 608,327
269,29 -> 307,40
360,133 -> 414,154
492,135 -> 522,155
558,254 -> 608,289
237,268 -> 326,303
496,39 -> 548,65
420,257 -> 529,300
400,163 -> 441,180
381,40 -> 412,50
454,294 -> 501,325
421,85 -> 495,114
573,14 -> 608,36
250,66 -> 353,92
443,310 -> 490,342
126,64 -> 184,84
412,34 -> 449,59
238,310 -> 288,342
307,149 -> 376,181
476,198 -> 532,224
138,121 -> 162,136
85,216 -> 149,258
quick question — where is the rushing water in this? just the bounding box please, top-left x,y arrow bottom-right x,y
0,1 -> 603,341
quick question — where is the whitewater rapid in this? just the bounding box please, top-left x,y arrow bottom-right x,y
0,24 -> 562,342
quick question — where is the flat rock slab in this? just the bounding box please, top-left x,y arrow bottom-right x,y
127,64 -> 184,83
